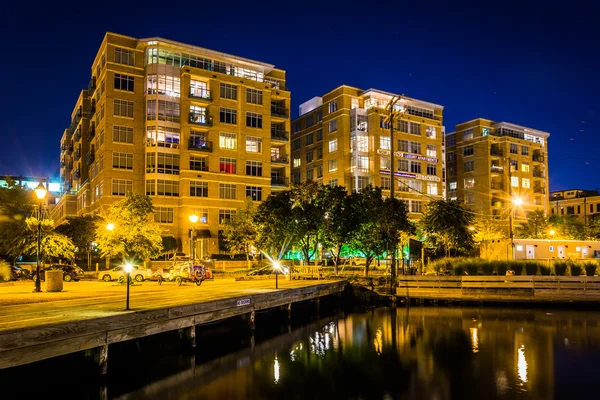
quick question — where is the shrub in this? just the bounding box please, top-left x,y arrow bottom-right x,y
554,261 -> 567,276
539,265 -> 551,275
524,262 -> 540,275
584,262 -> 598,276
0,261 -> 11,282
571,264 -> 583,276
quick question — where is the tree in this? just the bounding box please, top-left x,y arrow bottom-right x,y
55,215 -> 101,267
517,210 -> 549,239
161,236 -> 178,259
421,200 -> 474,257
255,190 -> 295,261
550,214 -> 585,240
222,198 -> 258,266
320,184 -> 355,274
0,178 -> 37,261
24,230 -> 76,263
588,215 -> 600,240
290,182 -> 325,265
95,193 -> 163,262
472,214 -> 508,256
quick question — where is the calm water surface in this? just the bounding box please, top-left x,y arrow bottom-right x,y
109,306 -> 600,400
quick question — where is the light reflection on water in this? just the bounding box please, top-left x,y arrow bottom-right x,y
115,307 -> 600,400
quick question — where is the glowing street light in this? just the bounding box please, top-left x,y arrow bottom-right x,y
106,223 -> 115,231
33,183 -> 47,293
549,229 -> 556,237
124,263 -> 133,310
513,197 -> 523,207
468,226 -> 476,232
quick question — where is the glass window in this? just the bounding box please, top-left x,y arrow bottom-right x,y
398,159 -> 409,172
426,144 -> 437,157
154,207 -> 174,224
427,182 -> 438,195
220,107 -> 237,124
381,176 -> 391,190
380,136 -> 391,150
522,146 -> 529,156
112,152 -> 133,170
398,140 -> 408,153
522,178 -> 530,188
380,156 -> 390,170
305,150 -> 314,163
328,178 -> 338,187
246,112 -> 263,128
446,135 -> 456,146
463,129 -> 473,141
246,160 -> 262,176
157,180 -> 179,196
328,119 -> 337,133
328,159 -> 338,172
156,153 -> 180,174
465,193 -> 475,205
510,143 -> 518,154
409,122 -> 421,135
427,164 -> 437,175
464,161 -> 474,172
190,105 -> 209,124
190,156 -> 208,171
113,99 -> 133,117
246,136 -> 262,153
409,141 -> 421,154
306,115 -> 314,128
306,133 -> 314,145
246,88 -> 263,105
410,161 -> 421,173
306,168 -> 314,180
114,47 -> 134,66
522,162 -> 530,172
329,139 -> 338,153
219,157 -> 236,174
449,182 -> 457,190
316,147 -> 323,160
219,132 -> 237,149
328,100 -> 338,113
293,138 -> 301,151
114,73 -> 134,92
219,183 -> 237,199
463,145 -> 474,156
190,80 -> 208,98
511,176 -> 519,187
246,186 -> 262,201
113,126 -> 133,144
220,83 -> 238,100
112,179 -> 132,196
219,209 -> 236,224
316,129 -> 323,142
464,178 -> 475,189
293,158 -> 301,168
426,126 -> 437,138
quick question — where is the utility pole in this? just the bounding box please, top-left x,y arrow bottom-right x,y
386,96 -> 401,295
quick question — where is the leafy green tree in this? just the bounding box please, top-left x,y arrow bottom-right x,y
24,230 -> 76,263
550,214 -> 585,240
517,209 -> 550,239
472,214 -> 508,255
290,181 -> 326,265
222,198 -> 258,266
0,178 -> 37,261
255,190 -> 295,261
320,184 -> 355,274
55,215 -> 101,267
161,236 -> 178,259
95,193 -> 163,262
421,200 -> 474,257
587,215 -> 600,240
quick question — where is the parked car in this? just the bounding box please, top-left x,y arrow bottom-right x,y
31,265 -> 84,282
10,265 -> 30,280
247,265 -> 289,276
98,265 -> 152,282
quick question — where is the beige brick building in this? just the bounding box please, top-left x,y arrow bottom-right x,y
291,86 -> 444,218
445,118 -> 550,220
53,32 -> 290,256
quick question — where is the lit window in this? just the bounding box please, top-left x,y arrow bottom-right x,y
464,178 -> 475,189
516,245 -> 523,251
522,162 -> 530,172
293,158 -> 301,168
426,144 -> 437,157
427,182 -> 438,195
463,129 -> 473,141
511,176 -> 519,187
449,182 -> 457,190
380,156 -> 390,170
380,136 -> 391,150
328,159 -> 338,172
246,136 -> 262,153
522,178 -> 530,188
219,132 -> 237,150
329,139 -> 338,153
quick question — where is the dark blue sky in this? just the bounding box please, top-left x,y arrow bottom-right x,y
0,0 -> 597,191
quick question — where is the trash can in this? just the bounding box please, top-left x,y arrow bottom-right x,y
45,270 -> 64,292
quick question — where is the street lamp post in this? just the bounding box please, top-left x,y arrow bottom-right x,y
33,183 -> 47,293
124,263 -> 132,310
189,214 -> 199,261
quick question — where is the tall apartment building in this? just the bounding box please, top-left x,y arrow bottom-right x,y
55,32 -> 291,256
550,189 -> 600,224
445,118 -> 550,220
291,86 -> 444,217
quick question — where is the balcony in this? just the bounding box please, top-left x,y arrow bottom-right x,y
533,154 -> 545,162
189,88 -> 212,101
86,150 -> 95,166
271,176 -> 289,186
87,99 -> 96,118
534,187 -> 546,194
74,129 -> 82,142
189,112 -> 212,127
490,165 -> 504,173
74,148 -> 81,161
61,143 -> 66,153
87,122 -> 95,140
146,140 -> 180,149
271,105 -> 288,118
271,155 -> 289,164
74,168 -> 81,180
67,161 -> 73,170
68,109 -> 82,136
88,76 -> 96,93
490,182 -> 504,190
65,144 -> 73,154
271,129 -> 289,142
191,165 -> 209,172
490,148 -> 503,157
533,170 -> 545,178
188,139 -> 213,152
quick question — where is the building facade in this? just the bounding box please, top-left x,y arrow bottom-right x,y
57,32 -> 291,256
446,118 -> 550,220
291,86 -> 444,218
550,189 -> 600,224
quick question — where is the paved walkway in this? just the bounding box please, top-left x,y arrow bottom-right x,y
0,279 -> 338,333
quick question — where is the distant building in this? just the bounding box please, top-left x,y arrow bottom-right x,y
482,238 -> 600,260
549,189 -> 600,224
446,118 -> 550,221
0,175 -> 64,222
291,85 -> 445,218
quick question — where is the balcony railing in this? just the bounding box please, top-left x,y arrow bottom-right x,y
491,182 -> 504,190
490,148 -> 503,157
87,122 -> 95,140
189,113 -> 212,127
61,143 -> 66,153
271,105 -> 288,118
534,187 -> 546,194
87,99 -> 96,118
271,155 -> 289,164
88,76 -> 96,93
189,88 -> 212,101
146,140 -> 180,149
74,149 -> 81,161
74,168 -> 81,179
188,139 -> 213,152
490,165 -> 504,173
74,129 -> 82,142
533,170 -> 545,178
533,154 -> 545,162
66,144 -> 73,154
271,176 -> 289,186
191,165 -> 209,172
271,130 -> 289,142
67,161 -> 73,170
86,150 -> 95,166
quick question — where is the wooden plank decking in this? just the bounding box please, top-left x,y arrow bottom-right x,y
0,279 -> 346,370
397,275 -> 600,303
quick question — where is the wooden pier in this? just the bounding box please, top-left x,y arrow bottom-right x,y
397,275 -> 600,303
0,279 -> 346,372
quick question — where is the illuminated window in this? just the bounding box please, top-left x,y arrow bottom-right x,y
293,158 -> 301,168
522,162 -> 530,172
380,136 -> 391,150
329,159 -> 338,172
463,129 -> 473,140
427,183 -> 438,195
511,177 -> 520,187
426,144 -> 437,157
329,139 -> 338,153
449,182 -> 457,190
190,80 -> 208,98
426,126 -> 437,138
464,178 -> 475,189
328,100 -> 338,113
522,178 -> 530,188
219,157 -> 236,174
246,136 -> 262,153
219,132 -> 237,150
380,156 -> 390,170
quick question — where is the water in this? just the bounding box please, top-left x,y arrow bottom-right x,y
6,306 -> 600,399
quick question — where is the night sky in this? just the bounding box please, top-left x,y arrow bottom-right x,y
0,0 -> 597,191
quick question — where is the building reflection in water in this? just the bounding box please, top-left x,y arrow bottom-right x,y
117,307 -> 600,400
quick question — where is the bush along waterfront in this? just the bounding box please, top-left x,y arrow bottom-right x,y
425,257 -> 600,276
